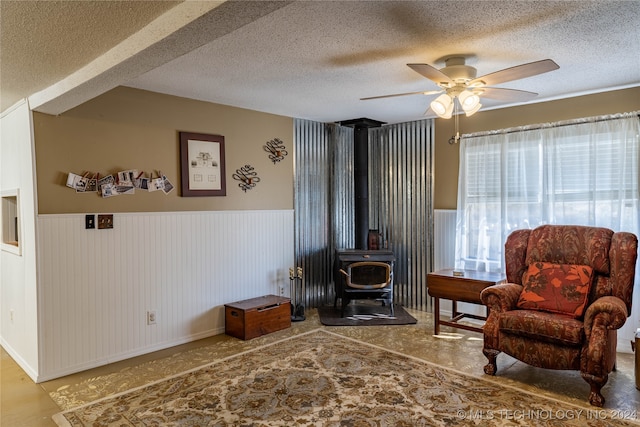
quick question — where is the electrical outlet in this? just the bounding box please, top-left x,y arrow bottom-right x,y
85,214 -> 95,229
147,310 -> 157,325
279,285 -> 285,296
98,214 -> 113,229
10,309 -> 14,323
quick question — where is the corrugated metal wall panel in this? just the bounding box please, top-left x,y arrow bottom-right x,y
370,120 -> 434,311
294,118 -> 434,311
293,119 -> 354,309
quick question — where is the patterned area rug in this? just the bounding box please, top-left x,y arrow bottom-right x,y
53,329 -> 637,426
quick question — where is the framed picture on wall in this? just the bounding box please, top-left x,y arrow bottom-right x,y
179,132 -> 226,197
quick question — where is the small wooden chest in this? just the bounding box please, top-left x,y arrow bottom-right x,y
224,295 -> 291,340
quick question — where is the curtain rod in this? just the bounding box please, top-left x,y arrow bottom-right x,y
461,111 -> 640,140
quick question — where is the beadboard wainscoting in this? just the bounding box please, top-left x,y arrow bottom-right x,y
37,210 -> 294,381
432,209 -> 485,320
433,209 -> 456,271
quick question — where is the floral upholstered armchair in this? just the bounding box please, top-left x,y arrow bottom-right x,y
480,225 -> 638,407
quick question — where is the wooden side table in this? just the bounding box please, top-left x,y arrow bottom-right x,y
427,269 -> 506,335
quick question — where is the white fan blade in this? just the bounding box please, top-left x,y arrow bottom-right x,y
478,87 -> 538,101
361,90 -> 441,100
407,63 -> 453,85
470,59 -> 559,87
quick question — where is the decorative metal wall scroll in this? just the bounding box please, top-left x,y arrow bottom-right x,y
232,165 -> 260,192
264,138 -> 288,164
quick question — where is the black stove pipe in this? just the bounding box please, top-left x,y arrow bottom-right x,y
339,118 -> 385,249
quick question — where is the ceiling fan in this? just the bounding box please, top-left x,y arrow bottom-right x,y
362,56 -> 559,118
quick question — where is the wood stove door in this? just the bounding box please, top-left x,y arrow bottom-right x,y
334,260 -> 393,317
334,250 -> 395,304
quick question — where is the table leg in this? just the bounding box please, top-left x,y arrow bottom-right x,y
434,297 -> 440,335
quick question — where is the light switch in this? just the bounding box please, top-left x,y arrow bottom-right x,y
98,214 -> 113,229
85,214 -> 95,229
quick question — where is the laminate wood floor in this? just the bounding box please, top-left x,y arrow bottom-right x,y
2,308 -> 638,426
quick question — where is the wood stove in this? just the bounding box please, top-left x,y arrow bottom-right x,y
334,249 -> 395,316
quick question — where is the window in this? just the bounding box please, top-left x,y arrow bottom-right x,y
455,113 -> 640,272
1,189 -> 21,255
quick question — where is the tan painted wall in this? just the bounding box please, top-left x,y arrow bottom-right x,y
34,87 -> 294,214
434,86 -> 640,209
34,86 -> 640,213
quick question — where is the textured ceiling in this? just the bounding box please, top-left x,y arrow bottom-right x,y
0,0 -> 181,112
2,1 -> 639,123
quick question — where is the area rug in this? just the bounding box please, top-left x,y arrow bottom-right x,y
52,329 -> 638,427
318,303 -> 418,326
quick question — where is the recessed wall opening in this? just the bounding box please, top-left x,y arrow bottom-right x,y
1,189 -> 21,255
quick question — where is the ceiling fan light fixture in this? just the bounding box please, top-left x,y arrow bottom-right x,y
373,57 -> 560,120
464,102 -> 482,117
458,90 -> 480,111
431,94 -> 453,118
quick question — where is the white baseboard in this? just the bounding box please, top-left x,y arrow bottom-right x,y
0,336 -> 39,382
33,327 -> 224,383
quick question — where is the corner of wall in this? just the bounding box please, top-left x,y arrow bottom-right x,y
1,98 -> 40,382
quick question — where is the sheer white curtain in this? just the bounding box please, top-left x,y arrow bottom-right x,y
454,111 -> 640,342
455,112 -> 639,272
